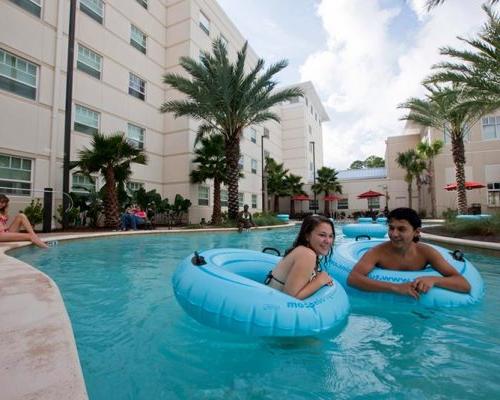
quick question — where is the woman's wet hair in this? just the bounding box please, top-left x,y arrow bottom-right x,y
0,194 -> 9,213
285,215 -> 335,261
388,207 -> 421,242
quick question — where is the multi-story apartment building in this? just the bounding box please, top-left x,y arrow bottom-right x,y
0,0 -> 328,223
334,114 -> 500,217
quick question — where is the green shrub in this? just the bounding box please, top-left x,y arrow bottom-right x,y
443,213 -> 500,236
442,208 -> 458,222
22,199 -> 43,226
253,212 -> 283,226
54,204 -> 80,227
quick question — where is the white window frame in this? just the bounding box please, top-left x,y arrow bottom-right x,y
367,197 -> 380,209
74,104 -> 100,135
198,185 -> 209,206
249,127 -> 257,144
72,174 -> 96,193
0,48 -> 38,100
127,123 -> 145,149
251,159 -> 257,174
0,153 -> 33,196
221,189 -> 228,207
130,24 -> 147,54
337,198 -> 348,210
80,0 -> 104,24
251,194 -> 257,209
129,72 -> 146,100
487,182 -> 500,207
10,0 -> 42,17
199,11 -> 210,35
238,155 -> 244,170
482,115 -> 500,140
77,44 -> 102,79
238,192 -> 244,208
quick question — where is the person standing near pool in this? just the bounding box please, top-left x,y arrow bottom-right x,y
347,207 -> 470,298
265,215 -> 335,299
0,194 -> 48,248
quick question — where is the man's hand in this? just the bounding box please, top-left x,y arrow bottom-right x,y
412,276 -> 439,294
392,282 -> 420,299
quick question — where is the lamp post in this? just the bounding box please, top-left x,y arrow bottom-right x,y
309,141 -> 317,212
261,129 -> 269,212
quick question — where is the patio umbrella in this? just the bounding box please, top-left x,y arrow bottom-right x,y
291,194 -> 310,215
444,181 -> 486,191
357,190 -> 384,199
324,194 -> 343,201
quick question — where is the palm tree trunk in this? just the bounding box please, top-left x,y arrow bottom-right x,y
407,181 -> 413,209
451,134 -> 468,214
416,179 -> 422,215
225,133 -> 240,220
104,166 -> 120,228
212,177 -> 222,224
324,192 -> 330,216
274,195 -> 279,213
290,199 -> 295,215
428,160 -> 437,218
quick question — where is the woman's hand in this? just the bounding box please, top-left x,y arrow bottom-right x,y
315,271 -> 334,286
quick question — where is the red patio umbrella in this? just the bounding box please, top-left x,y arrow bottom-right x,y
444,181 -> 486,191
357,190 -> 384,199
292,194 -> 310,201
324,194 -> 343,201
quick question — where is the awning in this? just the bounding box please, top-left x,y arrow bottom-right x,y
291,194 -> 310,201
357,190 -> 384,199
444,181 -> 486,191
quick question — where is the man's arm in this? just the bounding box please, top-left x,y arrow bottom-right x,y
347,247 -> 420,299
412,245 -> 471,294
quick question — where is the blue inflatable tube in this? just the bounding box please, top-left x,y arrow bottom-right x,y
276,214 -> 290,222
456,214 -> 491,221
172,248 -> 350,336
342,223 -> 387,238
376,217 -> 387,224
327,240 -> 484,307
357,217 -> 373,223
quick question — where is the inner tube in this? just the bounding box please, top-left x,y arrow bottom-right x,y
342,223 -> 387,238
172,248 -> 350,336
276,214 -> 290,222
376,217 -> 387,224
357,217 -> 374,224
327,240 -> 484,307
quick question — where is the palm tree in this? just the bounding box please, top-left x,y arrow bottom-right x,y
399,84 -> 482,214
190,134 -> 231,224
396,149 -> 419,209
70,132 -> 147,227
311,167 -> 343,216
283,173 -> 305,215
265,158 -> 289,213
425,5 -> 500,113
416,139 -> 444,218
426,0 -> 498,11
160,38 -> 302,220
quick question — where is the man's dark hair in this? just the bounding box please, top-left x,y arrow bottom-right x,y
388,207 -> 421,230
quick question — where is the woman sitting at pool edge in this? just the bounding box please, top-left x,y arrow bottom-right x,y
347,207 -> 470,299
0,194 -> 48,248
265,215 -> 334,299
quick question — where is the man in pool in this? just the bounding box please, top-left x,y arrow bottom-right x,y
347,207 -> 470,299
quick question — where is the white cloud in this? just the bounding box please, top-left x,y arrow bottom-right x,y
300,0 -> 495,170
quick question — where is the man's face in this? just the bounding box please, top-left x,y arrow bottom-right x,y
388,218 -> 419,247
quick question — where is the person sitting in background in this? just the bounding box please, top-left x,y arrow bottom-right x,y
347,207 -> 471,299
265,215 -> 334,299
0,194 -> 48,248
237,204 -> 256,233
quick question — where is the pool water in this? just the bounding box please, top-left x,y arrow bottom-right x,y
11,227 -> 500,400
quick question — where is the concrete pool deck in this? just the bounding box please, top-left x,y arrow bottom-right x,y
0,223 -> 498,399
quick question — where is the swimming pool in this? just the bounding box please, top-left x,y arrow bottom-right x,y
11,227 -> 500,399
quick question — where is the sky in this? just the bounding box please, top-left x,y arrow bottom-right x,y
216,0 -> 498,170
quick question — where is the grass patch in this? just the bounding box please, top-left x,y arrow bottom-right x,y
442,213 -> 500,237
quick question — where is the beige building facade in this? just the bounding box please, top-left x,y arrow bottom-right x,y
0,0 -> 328,223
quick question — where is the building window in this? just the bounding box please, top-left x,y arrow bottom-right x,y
80,0 -> 104,24
129,73 -> 145,100
251,159 -> 257,174
74,104 -> 99,135
9,0 -> 41,17
263,127 -> 270,138
0,153 -> 32,196
482,116 -> 500,140
136,0 -> 147,9
72,174 -> 95,193
130,25 -> 147,54
0,48 -> 38,100
238,192 -> 244,207
220,34 -> 228,48
308,125 -> 312,135
367,197 -> 380,209
221,189 -> 228,207
127,181 -> 144,194
199,11 -> 210,35
127,123 -> 144,149
249,127 -> 257,144
77,44 -> 101,79
198,185 -> 209,206
309,199 -> 318,211
251,194 -> 257,209
487,182 -> 500,206
238,155 -> 244,170
337,198 -> 348,210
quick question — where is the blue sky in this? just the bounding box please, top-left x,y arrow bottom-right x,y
217,0 -> 498,170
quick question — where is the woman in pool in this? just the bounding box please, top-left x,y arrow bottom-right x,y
0,194 -> 48,248
265,215 -> 334,299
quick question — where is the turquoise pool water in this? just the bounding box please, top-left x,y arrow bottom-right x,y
11,227 -> 500,399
